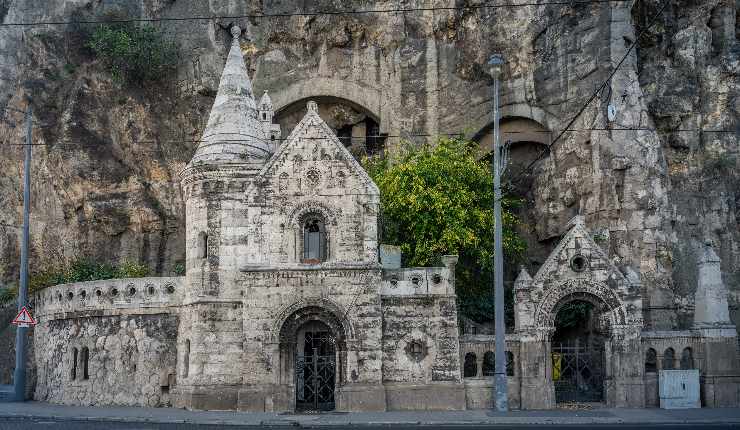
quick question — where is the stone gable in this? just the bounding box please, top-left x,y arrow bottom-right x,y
243,101 -> 380,266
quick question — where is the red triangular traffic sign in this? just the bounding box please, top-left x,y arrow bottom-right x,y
12,306 -> 37,327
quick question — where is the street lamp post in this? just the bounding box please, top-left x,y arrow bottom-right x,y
488,53 -> 508,412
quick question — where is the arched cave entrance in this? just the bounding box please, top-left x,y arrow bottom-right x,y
550,296 -> 607,404
275,96 -> 386,157
277,305 -> 348,412
474,117 -> 553,280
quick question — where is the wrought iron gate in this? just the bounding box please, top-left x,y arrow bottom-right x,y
295,330 -> 336,411
552,341 -> 604,403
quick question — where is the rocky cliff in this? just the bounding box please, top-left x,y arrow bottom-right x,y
0,0 -> 737,330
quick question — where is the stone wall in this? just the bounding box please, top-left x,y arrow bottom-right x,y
34,313 -> 178,406
31,277 -> 183,406
381,293 -> 464,410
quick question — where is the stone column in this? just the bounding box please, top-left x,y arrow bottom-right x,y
518,328 -> 554,409
605,325 -> 645,408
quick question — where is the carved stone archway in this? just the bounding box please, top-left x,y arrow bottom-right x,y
272,299 -> 352,411
534,279 -> 629,331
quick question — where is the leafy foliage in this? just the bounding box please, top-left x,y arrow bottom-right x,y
364,137 -> 526,322
86,23 -> 178,84
555,301 -> 593,329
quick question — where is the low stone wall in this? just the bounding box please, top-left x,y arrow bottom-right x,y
641,330 -> 740,407
34,313 -> 178,407
31,277 -> 183,407
460,336 -> 521,409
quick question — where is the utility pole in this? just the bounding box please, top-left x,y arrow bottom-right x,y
488,53 -> 508,412
13,102 -> 32,402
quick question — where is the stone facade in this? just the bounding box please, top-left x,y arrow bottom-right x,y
25,21 -> 739,411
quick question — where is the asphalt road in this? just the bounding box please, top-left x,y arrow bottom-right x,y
2,419 -> 740,430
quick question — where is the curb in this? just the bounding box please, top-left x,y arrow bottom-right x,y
3,413 -> 740,427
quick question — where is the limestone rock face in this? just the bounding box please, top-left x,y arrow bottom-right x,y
0,1 -> 737,333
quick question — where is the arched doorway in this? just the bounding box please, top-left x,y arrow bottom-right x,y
276,304 -> 348,412
551,296 -> 608,404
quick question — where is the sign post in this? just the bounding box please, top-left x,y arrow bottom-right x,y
13,102 -> 32,402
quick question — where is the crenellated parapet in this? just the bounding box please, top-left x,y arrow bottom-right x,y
32,277 -> 184,320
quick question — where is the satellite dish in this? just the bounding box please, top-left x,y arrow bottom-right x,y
607,105 -> 617,122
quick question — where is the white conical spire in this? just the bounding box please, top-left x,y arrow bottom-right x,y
188,26 -> 270,166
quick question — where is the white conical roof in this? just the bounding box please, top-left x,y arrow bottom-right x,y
188,26 -> 270,166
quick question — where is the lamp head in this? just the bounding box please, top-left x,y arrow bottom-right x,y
488,54 -> 504,77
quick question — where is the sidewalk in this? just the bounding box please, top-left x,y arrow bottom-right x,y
1,401 -> 740,426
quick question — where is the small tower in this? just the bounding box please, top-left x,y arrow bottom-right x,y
258,90 -> 282,147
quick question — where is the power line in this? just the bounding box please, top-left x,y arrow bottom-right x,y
508,0 -> 671,185
0,0 -> 633,27
0,127 -> 734,150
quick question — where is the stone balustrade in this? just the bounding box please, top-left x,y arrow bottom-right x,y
31,277 -> 184,319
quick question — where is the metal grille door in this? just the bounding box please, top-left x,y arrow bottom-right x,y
296,330 -> 336,411
552,341 -> 605,403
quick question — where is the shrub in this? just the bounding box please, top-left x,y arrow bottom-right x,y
364,137 -> 526,323
86,23 -> 178,84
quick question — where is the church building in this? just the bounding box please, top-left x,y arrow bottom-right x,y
29,26 -> 739,412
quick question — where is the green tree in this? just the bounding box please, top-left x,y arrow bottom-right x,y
86,23 -> 178,84
364,137 -> 526,322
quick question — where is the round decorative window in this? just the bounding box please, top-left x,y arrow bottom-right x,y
389,276 -> 399,288
406,340 -> 426,362
570,254 -> 588,272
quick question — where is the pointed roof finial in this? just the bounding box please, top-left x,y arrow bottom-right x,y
259,90 -> 273,110
231,25 -> 241,44
514,266 -> 532,288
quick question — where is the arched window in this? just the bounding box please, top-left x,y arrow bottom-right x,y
183,340 -> 190,377
81,347 -> 89,380
71,347 -> 78,380
680,347 -> 694,370
302,216 -> 327,263
645,348 -> 657,373
663,347 -> 675,370
197,232 -> 208,259
463,352 -> 477,378
482,351 -> 495,376
505,351 -> 515,376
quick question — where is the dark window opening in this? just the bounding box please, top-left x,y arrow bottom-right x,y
506,351 -> 515,376
663,348 -> 675,370
71,348 -> 78,380
302,217 -> 327,263
81,347 -> 89,380
464,352 -> 477,378
680,347 -> 694,370
483,351 -> 495,376
645,348 -> 657,373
